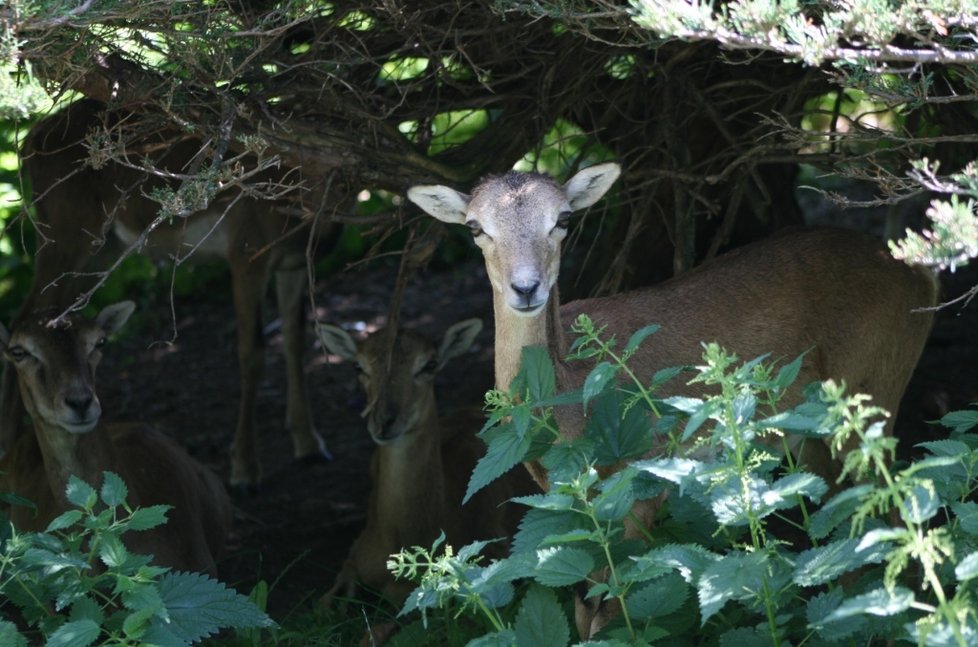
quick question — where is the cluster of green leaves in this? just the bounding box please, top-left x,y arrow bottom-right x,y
389,314 -> 978,646
0,471 -> 274,646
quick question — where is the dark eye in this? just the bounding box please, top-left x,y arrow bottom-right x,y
354,362 -> 366,374
465,220 -> 483,237
96,337 -> 107,348
6,345 -> 28,361
417,359 -> 439,376
555,211 -> 571,230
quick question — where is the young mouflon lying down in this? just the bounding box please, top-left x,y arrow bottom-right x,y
0,302 -> 232,576
317,318 -> 535,611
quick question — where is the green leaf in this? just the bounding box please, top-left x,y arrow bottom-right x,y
582,361 -> 616,409
47,510 -> 83,532
514,585 -> 570,647
956,551 -> 978,582
773,353 -> 805,390
142,571 -> 275,645
807,588 -> 867,641
900,482 -> 940,524
65,476 -> 97,509
533,547 -> 594,586
952,501 -> 978,535
0,621 -> 28,647
98,533 -> 129,569
623,324 -> 660,355
512,508 -> 586,557
467,630 -> 518,647
592,468 -> 638,522
586,390 -> 652,464
820,586 -> 915,622
809,484 -> 873,540
939,408 -> 978,433
511,493 -> 577,511
126,505 -> 171,531
46,619 -> 101,647
793,538 -> 889,587
518,346 -> 556,402
465,423 -> 534,503
697,551 -> 770,623
625,572 -> 688,620
632,544 -> 718,584
100,471 -> 128,507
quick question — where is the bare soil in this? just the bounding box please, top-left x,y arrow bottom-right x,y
96,252 -> 978,623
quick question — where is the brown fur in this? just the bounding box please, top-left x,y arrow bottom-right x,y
0,304 -> 231,575
409,164 -> 938,638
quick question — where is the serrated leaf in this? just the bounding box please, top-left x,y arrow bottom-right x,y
623,324 -> 660,355
46,619 -> 101,647
65,475 -> 97,509
952,501 -> 978,535
582,361 -> 616,409
650,365 -> 684,388
47,510 -> 84,532
633,456 -> 703,486
731,390 -> 756,425
793,538 -> 889,587
719,627 -> 764,646
0,621 -> 27,647
126,505 -> 171,531
697,552 -> 770,623
99,532 -> 129,568
592,468 -> 638,522
518,346 -> 556,402
773,353 -> 804,390
939,409 -> 978,433
632,544 -> 719,584
69,597 -> 103,626
511,493 -> 577,511
533,547 -> 594,586
809,484 -> 873,540
467,630 -> 518,647
514,585 -> 569,647
821,586 -> 914,622
465,424 -> 533,503
512,508 -> 585,557
587,391 -> 652,465
100,471 -> 128,507
807,588 -> 867,641
901,482 -> 940,524
956,551 -> 978,582
625,572 -> 688,620
142,571 -> 274,645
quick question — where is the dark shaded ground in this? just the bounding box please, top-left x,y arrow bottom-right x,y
96,245 -> 978,625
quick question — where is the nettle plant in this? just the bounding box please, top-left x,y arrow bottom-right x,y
0,471 -> 273,646
389,314 -> 978,646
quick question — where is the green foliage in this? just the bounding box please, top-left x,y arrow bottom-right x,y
388,314 -> 978,646
0,471 -> 275,646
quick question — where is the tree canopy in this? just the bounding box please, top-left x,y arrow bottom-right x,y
2,0 -> 978,288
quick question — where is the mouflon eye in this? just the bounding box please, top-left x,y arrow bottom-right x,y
555,211 -> 571,230
466,220 -> 484,237
6,345 -> 28,361
418,359 -> 439,376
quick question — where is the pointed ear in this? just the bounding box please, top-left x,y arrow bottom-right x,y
95,301 -> 135,335
317,323 -> 359,361
407,185 -> 471,225
564,163 -> 621,211
436,318 -> 482,369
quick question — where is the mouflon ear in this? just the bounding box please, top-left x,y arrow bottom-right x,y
436,318 -> 483,370
316,323 -> 359,361
96,301 -> 136,335
407,185 -> 471,225
564,163 -> 621,211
